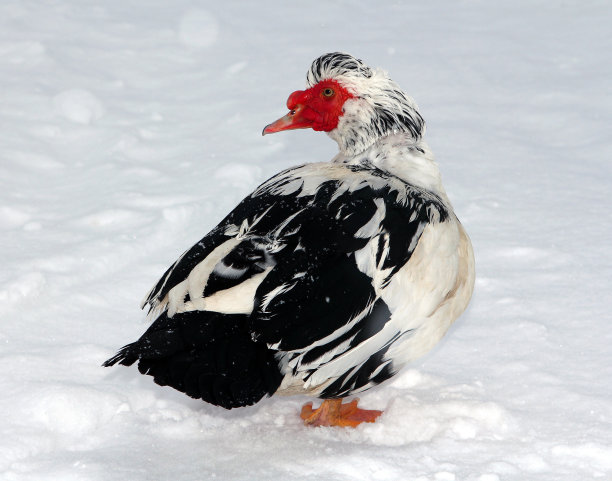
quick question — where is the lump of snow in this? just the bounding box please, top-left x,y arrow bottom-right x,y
213,162 -> 262,185
53,89 -> 104,125
0,271 -> 46,304
478,475 -> 501,481
178,10 -> 219,48
226,61 -> 248,75
0,40 -> 46,65
552,443 -> 612,471
28,385 -> 124,437
0,206 -> 31,229
77,209 -> 142,230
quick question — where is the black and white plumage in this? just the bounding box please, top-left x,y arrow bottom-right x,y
104,52 -> 475,413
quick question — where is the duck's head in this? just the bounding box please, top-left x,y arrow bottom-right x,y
263,52 -> 425,157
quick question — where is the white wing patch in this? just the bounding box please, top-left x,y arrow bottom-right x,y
212,262 -> 249,279
155,236 -> 276,317
354,232 -> 393,294
164,237 -> 242,317
354,197 -> 385,238
184,266 -> 274,315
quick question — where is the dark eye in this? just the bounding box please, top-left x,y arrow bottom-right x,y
322,88 -> 335,98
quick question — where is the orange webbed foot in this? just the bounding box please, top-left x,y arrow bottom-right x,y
300,398 -> 382,428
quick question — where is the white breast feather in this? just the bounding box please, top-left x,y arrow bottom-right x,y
383,220 -> 475,366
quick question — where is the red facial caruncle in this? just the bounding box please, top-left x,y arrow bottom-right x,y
263,79 -> 355,135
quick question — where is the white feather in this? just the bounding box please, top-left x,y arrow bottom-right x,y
189,266 -> 274,315
261,282 -> 297,313
354,197 -> 385,238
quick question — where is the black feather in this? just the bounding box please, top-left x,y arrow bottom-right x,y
104,311 -> 283,409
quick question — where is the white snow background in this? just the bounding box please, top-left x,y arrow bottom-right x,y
1,1 -> 611,480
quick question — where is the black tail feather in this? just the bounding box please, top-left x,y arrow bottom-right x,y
102,343 -> 138,367
103,310 -> 283,409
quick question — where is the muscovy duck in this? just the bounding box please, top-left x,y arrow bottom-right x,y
104,52 -> 475,427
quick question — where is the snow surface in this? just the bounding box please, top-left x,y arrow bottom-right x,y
1,1 -> 611,480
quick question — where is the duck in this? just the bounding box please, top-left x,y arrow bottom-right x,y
103,52 -> 475,428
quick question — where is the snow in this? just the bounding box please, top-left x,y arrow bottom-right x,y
1,1 -> 611,480
52,89 -> 105,125
178,10 -> 220,49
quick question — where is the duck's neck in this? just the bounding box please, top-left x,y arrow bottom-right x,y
332,133 -> 450,203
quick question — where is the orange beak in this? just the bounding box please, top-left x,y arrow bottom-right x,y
262,90 -> 317,135
262,105 -> 313,135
